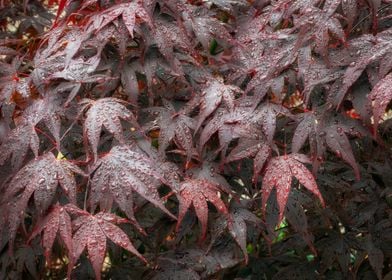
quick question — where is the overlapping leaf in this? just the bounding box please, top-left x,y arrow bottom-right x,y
292,109 -> 366,179
0,57 -> 29,104
227,206 -> 262,264
194,77 -> 242,132
81,98 -> 138,160
0,96 -> 63,169
176,179 -> 229,239
143,100 -> 196,162
368,72 -> 392,132
1,152 -> 85,244
261,153 -> 325,221
89,145 -> 176,232
68,210 -> 146,280
85,2 -> 152,37
28,203 -> 73,263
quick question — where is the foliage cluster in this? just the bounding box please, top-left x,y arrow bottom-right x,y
1,0 -> 392,279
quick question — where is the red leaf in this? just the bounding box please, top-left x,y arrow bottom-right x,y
143,100 -> 196,162
71,211 -> 146,280
90,145 -> 176,231
28,204 -> 73,264
261,154 -> 325,221
368,72 -> 392,133
195,77 -> 242,132
81,98 -> 138,160
85,2 -> 152,37
227,207 -> 262,264
2,153 -> 85,245
176,179 -> 229,240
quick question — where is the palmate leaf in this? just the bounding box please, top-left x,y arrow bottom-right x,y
365,234 -> 384,280
85,2 -> 152,37
294,6 -> 345,58
368,72 -> 392,132
185,160 -> 232,192
194,76 -> 242,132
226,137 -> 271,183
81,98 -> 139,160
261,153 -> 325,221
209,203 -> 263,264
143,100 -> 196,162
316,230 -> 354,274
0,57 -> 28,104
199,98 -> 289,155
184,12 -> 234,52
1,152 -> 85,245
292,109 -> 366,179
199,107 -> 260,156
28,203 -> 73,264
0,96 -> 63,169
89,145 -> 176,232
333,35 -> 392,107
227,206 -> 262,264
66,208 -> 147,280
203,0 -> 248,11
0,123 -> 39,169
298,46 -> 344,104
176,178 -> 229,240
147,17 -> 194,65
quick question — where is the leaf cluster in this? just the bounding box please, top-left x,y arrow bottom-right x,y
1,0 -> 392,279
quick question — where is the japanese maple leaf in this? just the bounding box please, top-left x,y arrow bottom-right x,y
176,179 -> 229,240
226,137 -> 271,183
368,72 -> 392,132
340,0 -> 358,29
69,210 -> 146,280
203,0 -> 248,11
334,36 -> 392,108
85,2 -> 152,37
50,54 -> 102,82
285,191 -> 317,254
317,230 -> 352,274
146,17 -> 194,66
1,152 -> 85,244
186,160 -> 232,192
89,145 -> 176,232
143,100 -> 196,162
208,202 -> 263,264
81,98 -> 138,160
199,107 -> 260,155
0,56 -> 28,104
121,58 -> 143,104
0,123 -> 39,169
365,234 -> 384,280
0,96 -> 63,168
232,27 -> 297,96
184,13 -> 234,52
283,0 -> 322,17
292,109 -> 366,179
200,100 -> 288,156
298,46 -> 344,104
294,7 -> 345,58
261,153 -> 325,221
28,203 -> 73,264
227,206 -> 262,264
194,76 -> 242,132
252,102 -> 293,143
